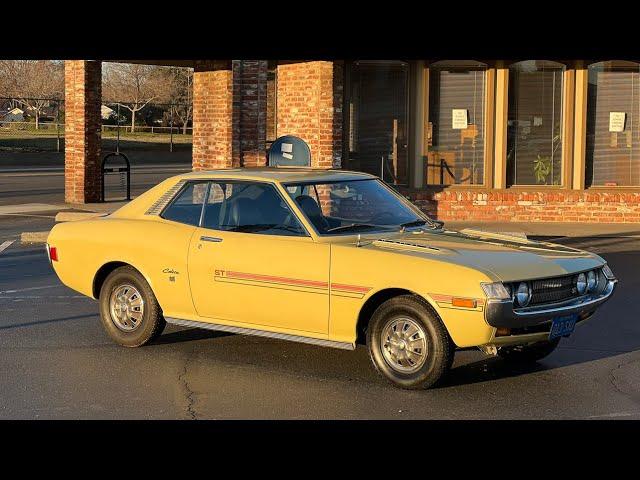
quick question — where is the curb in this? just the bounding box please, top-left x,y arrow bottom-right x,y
20,231 -> 49,244
19,211 -> 109,245
54,211 -> 105,222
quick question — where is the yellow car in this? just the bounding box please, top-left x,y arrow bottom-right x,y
47,168 -> 617,389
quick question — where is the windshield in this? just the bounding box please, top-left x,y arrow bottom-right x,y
283,179 -> 431,235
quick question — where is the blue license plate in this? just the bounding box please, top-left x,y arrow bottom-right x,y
549,314 -> 578,340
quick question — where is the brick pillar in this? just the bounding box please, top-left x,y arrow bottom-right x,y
193,60 -> 268,170
276,61 -> 343,168
193,60 -> 236,170
64,60 -> 102,203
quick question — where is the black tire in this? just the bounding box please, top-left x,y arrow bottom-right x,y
366,294 -> 453,390
99,266 -> 166,347
498,338 -> 560,364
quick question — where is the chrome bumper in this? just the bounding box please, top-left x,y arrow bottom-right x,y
485,279 -> 617,328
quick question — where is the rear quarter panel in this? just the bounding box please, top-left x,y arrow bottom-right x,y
47,216 -> 197,319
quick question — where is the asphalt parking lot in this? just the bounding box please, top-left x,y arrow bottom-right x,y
1,212 -> 639,419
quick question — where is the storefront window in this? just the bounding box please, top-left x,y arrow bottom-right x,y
586,60 -> 640,187
507,60 -> 565,186
345,61 -> 410,185
427,60 -> 486,185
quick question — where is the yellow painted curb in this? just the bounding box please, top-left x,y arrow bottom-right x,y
20,231 -> 49,244
55,211 -> 104,222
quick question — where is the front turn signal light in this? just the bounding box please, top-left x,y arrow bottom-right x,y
452,297 -> 477,308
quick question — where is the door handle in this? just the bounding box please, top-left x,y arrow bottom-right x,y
200,236 -> 223,243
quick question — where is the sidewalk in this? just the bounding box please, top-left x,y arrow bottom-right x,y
0,201 -> 129,216
445,221 -> 640,238
0,163 -> 190,176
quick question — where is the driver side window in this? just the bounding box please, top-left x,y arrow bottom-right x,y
201,181 -> 307,237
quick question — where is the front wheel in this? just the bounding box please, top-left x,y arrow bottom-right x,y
498,338 -> 560,364
366,295 -> 453,390
99,266 -> 166,347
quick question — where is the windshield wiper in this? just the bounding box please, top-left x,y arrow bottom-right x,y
400,219 -> 444,231
326,223 -> 392,234
399,220 -> 427,229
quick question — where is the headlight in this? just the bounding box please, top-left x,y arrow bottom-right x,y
514,282 -> 531,307
576,273 -> 587,295
602,264 -> 616,280
586,270 -> 597,292
481,282 -> 511,300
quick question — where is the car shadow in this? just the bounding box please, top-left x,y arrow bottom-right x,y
440,356 -> 547,388
0,313 -> 95,330
153,327 -> 233,345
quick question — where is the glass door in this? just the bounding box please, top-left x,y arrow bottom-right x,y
346,61 -> 410,185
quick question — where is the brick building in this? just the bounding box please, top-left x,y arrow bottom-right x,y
64,59 -> 640,223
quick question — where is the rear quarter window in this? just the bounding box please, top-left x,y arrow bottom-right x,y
161,182 -> 208,226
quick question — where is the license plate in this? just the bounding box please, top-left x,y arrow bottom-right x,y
549,314 -> 578,340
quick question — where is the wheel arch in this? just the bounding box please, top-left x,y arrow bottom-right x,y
92,261 -> 152,300
355,288 -> 441,345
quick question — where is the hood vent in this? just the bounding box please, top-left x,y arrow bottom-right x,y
373,238 -> 441,252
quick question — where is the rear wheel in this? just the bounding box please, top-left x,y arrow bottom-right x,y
99,266 -> 165,347
366,295 -> 453,390
498,339 -> 560,364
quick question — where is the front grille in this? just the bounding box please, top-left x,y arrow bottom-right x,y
529,275 -> 579,306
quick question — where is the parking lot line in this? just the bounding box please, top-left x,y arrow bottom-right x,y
0,240 -> 15,255
0,285 -> 57,294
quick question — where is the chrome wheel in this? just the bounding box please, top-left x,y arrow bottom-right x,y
381,317 -> 428,373
109,284 -> 145,332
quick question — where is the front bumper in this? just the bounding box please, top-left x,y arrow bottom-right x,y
485,279 -> 617,328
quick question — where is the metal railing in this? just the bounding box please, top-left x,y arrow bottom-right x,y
425,157 -> 473,185
0,97 -> 192,153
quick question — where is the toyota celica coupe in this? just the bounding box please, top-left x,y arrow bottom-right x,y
47,168 -> 617,389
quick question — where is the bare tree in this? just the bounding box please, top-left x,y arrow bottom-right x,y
0,61 -> 19,96
0,60 -> 64,129
102,63 -> 170,133
167,68 -> 193,134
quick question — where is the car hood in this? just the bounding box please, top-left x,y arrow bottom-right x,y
364,228 -> 604,282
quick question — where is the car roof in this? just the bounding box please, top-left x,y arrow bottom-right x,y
178,167 -> 377,183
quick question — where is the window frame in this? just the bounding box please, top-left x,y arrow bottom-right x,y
160,179 -> 311,238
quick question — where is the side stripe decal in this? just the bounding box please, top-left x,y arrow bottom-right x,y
214,270 -> 371,298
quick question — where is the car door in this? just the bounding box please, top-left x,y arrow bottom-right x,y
188,180 -> 330,335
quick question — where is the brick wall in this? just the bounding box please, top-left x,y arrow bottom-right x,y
276,61 -> 343,168
402,189 -> 640,223
193,60 -> 268,170
64,60 -> 102,203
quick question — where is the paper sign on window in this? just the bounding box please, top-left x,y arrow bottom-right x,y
609,112 -> 626,133
452,109 -> 468,129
